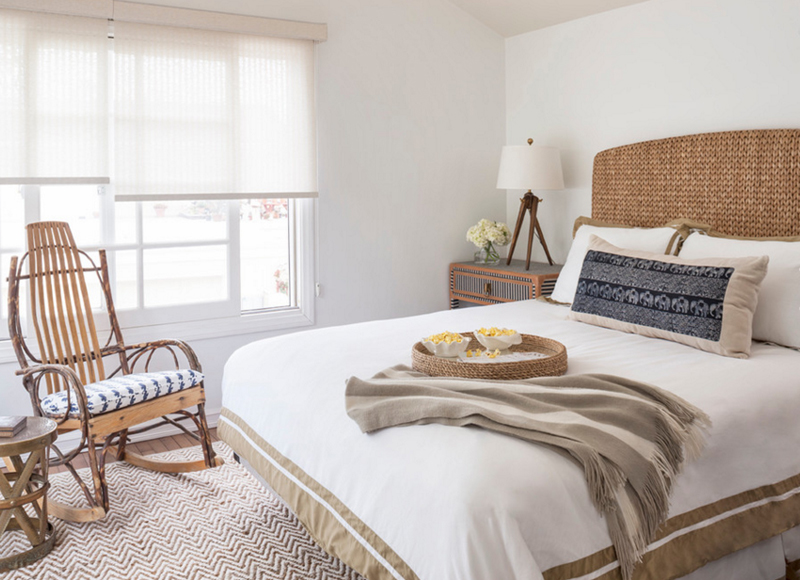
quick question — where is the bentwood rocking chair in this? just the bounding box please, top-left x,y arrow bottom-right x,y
7,221 -> 222,522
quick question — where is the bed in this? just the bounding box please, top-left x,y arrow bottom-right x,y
219,129 -> 800,580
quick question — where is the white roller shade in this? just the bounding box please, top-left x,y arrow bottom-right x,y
0,8 -> 109,180
113,21 -> 318,201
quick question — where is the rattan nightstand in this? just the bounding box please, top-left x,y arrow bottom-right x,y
449,260 -> 562,309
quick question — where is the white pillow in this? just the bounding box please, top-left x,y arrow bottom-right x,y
679,233 -> 800,348
550,225 -> 680,304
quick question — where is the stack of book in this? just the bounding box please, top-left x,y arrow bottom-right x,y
0,416 -> 27,438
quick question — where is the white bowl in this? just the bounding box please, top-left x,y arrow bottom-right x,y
474,330 -> 522,351
421,334 -> 469,358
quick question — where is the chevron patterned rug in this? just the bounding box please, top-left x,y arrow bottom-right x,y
2,443 -> 366,580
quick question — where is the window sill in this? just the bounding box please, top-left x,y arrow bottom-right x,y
121,306 -> 314,344
0,306 -> 314,365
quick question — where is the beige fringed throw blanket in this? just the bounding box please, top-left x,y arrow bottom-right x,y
345,365 -> 711,580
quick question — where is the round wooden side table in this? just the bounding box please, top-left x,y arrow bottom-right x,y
0,417 -> 57,572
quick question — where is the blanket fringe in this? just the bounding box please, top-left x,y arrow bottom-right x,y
581,448 -> 626,513
575,396 -> 710,580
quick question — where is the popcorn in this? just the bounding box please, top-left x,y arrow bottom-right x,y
425,331 -> 463,345
464,348 -> 500,360
476,327 -> 517,337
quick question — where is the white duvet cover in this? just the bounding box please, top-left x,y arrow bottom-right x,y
220,299 -> 800,580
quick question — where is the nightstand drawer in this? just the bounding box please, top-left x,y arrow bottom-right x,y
449,261 -> 561,308
451,269 -> 533,302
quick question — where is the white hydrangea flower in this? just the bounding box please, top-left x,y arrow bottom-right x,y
466,219 -> 512,249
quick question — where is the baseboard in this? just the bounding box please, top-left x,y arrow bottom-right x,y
53,408 -> 221,448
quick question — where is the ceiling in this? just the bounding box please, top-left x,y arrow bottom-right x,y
446,0 -> 652,38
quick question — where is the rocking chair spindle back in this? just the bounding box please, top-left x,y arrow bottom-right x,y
22,222 -> 122,391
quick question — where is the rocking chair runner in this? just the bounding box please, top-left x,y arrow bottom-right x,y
7,221 -> 222,523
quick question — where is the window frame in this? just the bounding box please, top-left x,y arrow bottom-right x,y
114,193 -> 316,345
0,184 -> 316,364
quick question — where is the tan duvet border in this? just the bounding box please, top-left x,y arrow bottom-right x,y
220,406 -> 800,580
218,408 -> 419,580
543,469 -> 800,580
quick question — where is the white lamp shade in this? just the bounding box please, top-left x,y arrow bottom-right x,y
496,145 -> 565,190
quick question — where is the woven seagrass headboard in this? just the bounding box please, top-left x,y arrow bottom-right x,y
592,129 -> 800,237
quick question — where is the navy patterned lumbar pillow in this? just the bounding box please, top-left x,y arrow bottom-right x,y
568,236 -> 769,358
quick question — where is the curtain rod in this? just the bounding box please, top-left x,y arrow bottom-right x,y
0,177 -> 110,185
0,0 -> 327,42
115,192 -> 319,202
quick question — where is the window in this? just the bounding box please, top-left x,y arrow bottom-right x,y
0,184 -> 313,343
0,7 -> 319,348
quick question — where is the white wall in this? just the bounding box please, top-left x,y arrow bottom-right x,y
0,0 -> 506,428
505,0 -> 800,264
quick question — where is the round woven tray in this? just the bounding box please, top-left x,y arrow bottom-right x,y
411,333 -> 567,380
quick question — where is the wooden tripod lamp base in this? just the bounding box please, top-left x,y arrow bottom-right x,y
506,191 -> 554,270
496,138 -> 564,271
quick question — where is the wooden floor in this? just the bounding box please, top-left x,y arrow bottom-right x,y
48,428 -> 221,474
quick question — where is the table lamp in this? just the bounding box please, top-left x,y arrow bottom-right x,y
497,138 -> 564,270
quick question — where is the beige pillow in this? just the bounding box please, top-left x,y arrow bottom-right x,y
571,217 -> 681,249
568,236 -> 769,358
706,230 -> 800,243
571,216 -> 637,237
572,216 -> 685,255
663,218 -> 800,243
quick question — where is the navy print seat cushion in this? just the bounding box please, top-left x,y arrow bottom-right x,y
40,369 -> 204,418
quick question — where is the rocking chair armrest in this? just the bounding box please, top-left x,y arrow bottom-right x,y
17,363 -> 91,422
122,339 -> 202,373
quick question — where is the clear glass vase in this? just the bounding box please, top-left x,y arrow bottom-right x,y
474,242 -> 501,265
